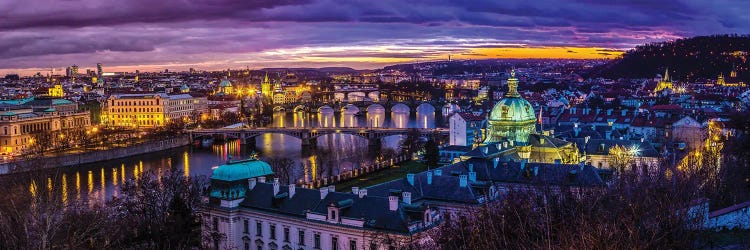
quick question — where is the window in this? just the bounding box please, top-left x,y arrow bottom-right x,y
350,239 -> 357,250
244,242 -> 250,250
212,217 -> 218,231
283,227 -> 290,242
256,222 -> 262,236
298,230 -> 305,246
370,242 -> 377,250
243,219 -> 249,234
270,224 -> 276,240
314,233 -> 321,249
332,236 -> 339,250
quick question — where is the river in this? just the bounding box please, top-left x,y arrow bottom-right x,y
9,104 -> 438,204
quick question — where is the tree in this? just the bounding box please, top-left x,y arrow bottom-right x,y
267,157 -> 295,185
423,139 -> 439,168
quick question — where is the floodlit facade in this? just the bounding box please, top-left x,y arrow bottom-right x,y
101,93 -> 207,127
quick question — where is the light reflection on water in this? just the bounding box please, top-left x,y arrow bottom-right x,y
12,106 -> 437,203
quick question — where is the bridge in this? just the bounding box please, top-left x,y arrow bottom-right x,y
275,100 -> 444,114
189,127 -> 448,149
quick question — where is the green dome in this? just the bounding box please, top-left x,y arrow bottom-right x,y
488,96 -> 536,122
211,158 -> 273,182
219,80 -> 232,87
484,70 -> 537,145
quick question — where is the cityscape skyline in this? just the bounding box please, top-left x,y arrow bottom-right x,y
4,0 -> 750,76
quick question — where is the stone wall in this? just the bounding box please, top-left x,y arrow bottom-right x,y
3,135 -> 190,174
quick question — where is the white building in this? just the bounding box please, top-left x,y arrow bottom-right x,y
202,158 -> 441,250
448,112 -> 485,147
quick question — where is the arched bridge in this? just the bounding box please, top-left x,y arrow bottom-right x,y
189,127 -> 448,148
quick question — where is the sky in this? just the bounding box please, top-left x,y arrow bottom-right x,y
2,0 -> 749,76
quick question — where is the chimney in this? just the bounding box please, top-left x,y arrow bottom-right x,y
605,130 -> 611,140
468,163 -> 474,172
320,187 -> 329,199
459,174 -> 468,187
258,176 -> 266,183
352,186 -> 359,195
248,178 -> 257,190
406,173 -> 415,186
521,160 -> 526,170
358,188 -> 368,198
468,172 -> 477,182
503,141 -> 508,148
435,169 -> 442,176
288,184 -> 296,198
273,178 -> 280,195
595,108 -> 601,114
550,129 -> 554,135
533,166 -> 539,176
585,136 -> 590,144
496,143 -> 501,150
540,137 -> 545,145
427,171 -> 433,185
607,109 -> 612,116
388,196 -> 398,211
571,107 -> 577,114
493,158 -> 499,168
328,185 -> 336,193
402,192 -> 412,205
621,110 -> 627,116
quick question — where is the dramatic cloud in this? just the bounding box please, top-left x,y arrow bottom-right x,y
1,0 -> 749,75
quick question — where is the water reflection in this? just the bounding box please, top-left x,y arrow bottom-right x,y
10,104 -> 437,203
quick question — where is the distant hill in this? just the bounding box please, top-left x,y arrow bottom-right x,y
589,34 -> 750,82
260,67 -> 365,74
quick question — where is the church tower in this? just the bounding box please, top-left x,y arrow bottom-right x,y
261,72 -> 272,98
654,67 -> 673,92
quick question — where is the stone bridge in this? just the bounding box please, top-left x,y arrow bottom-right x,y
276,100 -> 444,114
189,127 -> 448,149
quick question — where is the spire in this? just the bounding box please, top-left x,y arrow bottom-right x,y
663,67 -> 669,81
263,72 -> 269,83
506,69 -> 520,97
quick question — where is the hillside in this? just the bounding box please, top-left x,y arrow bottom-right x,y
589,34 -> 750,81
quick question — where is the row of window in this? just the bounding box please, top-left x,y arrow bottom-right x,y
112,100 -> 161,106
109,108 -> 162,113
237,219 -> 389,250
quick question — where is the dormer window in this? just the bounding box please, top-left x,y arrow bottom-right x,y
328,206 -> 339,223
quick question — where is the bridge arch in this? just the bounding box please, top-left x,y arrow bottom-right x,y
366,104 -> 385,113
347,92 -> 366,102
293,105 -> 308,113
273,106 -> 286,112
341,104 -> 359,115
367,91 -> 380,102
318,105 -> 334,113
391,103 -> 410,114
416,103 -> 436,113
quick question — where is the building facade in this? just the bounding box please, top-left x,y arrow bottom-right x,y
202,158 -> 441,250
101,93 -> 207,127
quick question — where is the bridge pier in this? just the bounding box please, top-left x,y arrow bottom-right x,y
368,138 -> 382,151
241,136 -> 256,146
301,137 -> 317,149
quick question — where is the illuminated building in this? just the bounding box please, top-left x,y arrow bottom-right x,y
202,158 -> 441,250
479,70 -> 579,164
0,98 -> 91,155
717,70 -> 745,87
218,80 -> 234,95
48,84 -> 64,97
101,93 -> 207,127
654,68 -> 673,92
261,72 -> 272,98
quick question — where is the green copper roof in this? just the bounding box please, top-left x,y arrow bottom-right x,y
211,158 -> 273,182
52,99 -> 73,105
219,80 -> 232,87
488,69 -> 536,123
488,96 -> 536,122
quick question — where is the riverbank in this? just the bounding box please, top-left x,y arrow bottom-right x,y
0,135 -> 191,175
335,160 -> 430,192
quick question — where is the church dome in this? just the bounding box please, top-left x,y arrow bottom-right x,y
219,80 -> 232,87
484,70 -> 537,145
488,70 -> 536,123
211,157 -> 273,182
